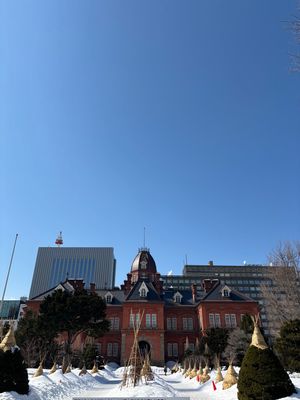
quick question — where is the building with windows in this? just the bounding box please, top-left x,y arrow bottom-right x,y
161,261 -> 272,335
29,247 -> 116,299
0,299 -> 26,330
26,248 -> 259,366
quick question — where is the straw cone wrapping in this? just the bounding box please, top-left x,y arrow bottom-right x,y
64,364 -> 72,374
0,326 -> 16,351
215,366 -> 223,383
189,366 -> 197,379
222,364 -> 238,389
91,362 -> 98,373
79,365 -> 87,375
33,363 -> 44,378
251,324 -> 268,350
200,367 -> 210,384
49,363 -> 57,374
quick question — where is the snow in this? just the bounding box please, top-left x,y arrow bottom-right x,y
0,365 -> 299,400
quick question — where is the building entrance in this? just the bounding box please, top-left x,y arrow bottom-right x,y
138,340 -> 151,358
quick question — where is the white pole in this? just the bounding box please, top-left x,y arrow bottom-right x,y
0,233 -> 19,317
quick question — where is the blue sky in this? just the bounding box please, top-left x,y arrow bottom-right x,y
1,1 -> 299,299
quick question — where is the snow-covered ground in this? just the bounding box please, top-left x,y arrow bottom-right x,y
0,365 -> 299,400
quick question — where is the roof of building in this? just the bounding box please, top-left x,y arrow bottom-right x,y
201,282 -> 256,302
131,249 -> 157,274
125,279 -> 162,302
96,289 -> 126,305
30,280 -> 78,300
164,288 -> 199,306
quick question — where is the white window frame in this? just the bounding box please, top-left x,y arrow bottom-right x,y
107,343 -> 112,356
112,343 -> 118,357
152,314 -> 157,328
167,343 -> 178,357
183,317 -> 193,331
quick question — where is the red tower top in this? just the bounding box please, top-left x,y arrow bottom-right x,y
55,231 -> 63,247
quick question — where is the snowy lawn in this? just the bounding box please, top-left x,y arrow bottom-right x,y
0,365 -> 299,400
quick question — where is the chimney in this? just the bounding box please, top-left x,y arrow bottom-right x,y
90,283 -> 96,293
208,260 -> 214,267
191,284 -> 197,303
69,279 -> 85,292
202,279 -> 218,293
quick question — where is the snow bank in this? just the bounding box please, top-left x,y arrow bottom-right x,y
0,366 -> 299,400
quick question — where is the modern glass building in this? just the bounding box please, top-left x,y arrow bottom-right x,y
29,247 -> 116,299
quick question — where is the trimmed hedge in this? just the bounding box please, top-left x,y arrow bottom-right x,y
237,346 -> 295,400
0,349 -> 29,394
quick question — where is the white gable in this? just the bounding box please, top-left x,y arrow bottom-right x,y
221,285 -> 231,297
138,281 -> 149,297
105,291 -> 113,303
173,291 -> 183,303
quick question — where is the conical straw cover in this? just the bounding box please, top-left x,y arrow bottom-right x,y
33,362 -> 43,377
91,362 -> 98,373
0,326 -> 16,351
215,366 -> 223,383
49,363 -> 57,374
64,364 -> 72,373
251,319 -> 268,350
222,364 -> 237,389
79,364 -> 87,375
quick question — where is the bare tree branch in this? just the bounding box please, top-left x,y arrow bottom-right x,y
260,242 -> 300,336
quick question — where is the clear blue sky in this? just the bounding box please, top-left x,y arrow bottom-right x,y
1,1 -> 299,299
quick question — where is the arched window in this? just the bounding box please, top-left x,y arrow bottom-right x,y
140,288 -> 146,297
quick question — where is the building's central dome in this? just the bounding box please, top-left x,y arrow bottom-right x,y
131,248 -> 157,274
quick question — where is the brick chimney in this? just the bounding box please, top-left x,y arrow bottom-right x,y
202,279 -> 218,293
69,279 -> 85,292
191,284 -> 197,303
90,282 -> 96,293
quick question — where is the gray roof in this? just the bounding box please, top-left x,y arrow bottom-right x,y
125,280 -> 162,302
96,289 -> 126,305
164,288 -> 198,306
201,282 -> 256,302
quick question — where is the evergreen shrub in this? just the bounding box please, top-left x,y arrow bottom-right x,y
0,349 -> 29,394
275,319 -> 300,373
237,345 -> 295,400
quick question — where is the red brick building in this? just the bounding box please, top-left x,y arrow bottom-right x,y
26,248 -> 259,366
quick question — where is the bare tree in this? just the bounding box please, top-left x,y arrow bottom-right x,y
223,328 -> 250,366
260,242 -> 300,335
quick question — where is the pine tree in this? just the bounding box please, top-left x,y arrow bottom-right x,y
275,319 -> 300,372
11,349 -> 29,394
0,349 -> 29,394
238,319 -> 295,400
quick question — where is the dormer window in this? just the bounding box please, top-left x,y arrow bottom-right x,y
138,281 -> 149,298
221,286 -> 231,297
173,291 -> 183,303
105,291 -> 113,303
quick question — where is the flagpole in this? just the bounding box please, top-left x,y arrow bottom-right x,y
0,233 -> 19,317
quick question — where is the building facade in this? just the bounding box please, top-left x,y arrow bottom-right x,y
161,261 -> 272,335
26,249 -> 259,366
29,247 -> 116,299
0,300 -> 26,331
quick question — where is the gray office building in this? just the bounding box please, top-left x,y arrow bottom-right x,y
29,247 -> 116,299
